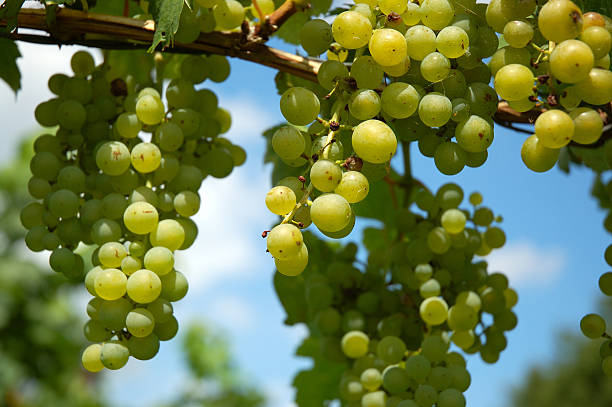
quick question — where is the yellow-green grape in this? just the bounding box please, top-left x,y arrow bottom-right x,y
455,115 -> 493,153
135,94 -> 165,125
494,64 -> 534,101
420,51 -> 451,82
265,186 -> 297,215
560,85 -> 582,109
488,46 -> 530,76
253,0 -> 274,19
127,269 -> 162,303
418,93 -> 452,127
355,0 -> 376,7
274,244 -> 309,276
213,0 -> 245,29
82,344 -> 104,372
351,120 -> 397,164
368,28 -> 408,67
504,288 -> 519,308
144,246 -> 174,276
549,40 -> 594,84
378,0 -> 406,15
538,0 -> 583,43
350,56 -> 384,89
317,60 -> 349,90
100,341 -> 130,370
123,202 -> 159,235
382,56 -> 411,77
332,11 -> 373,49
71,50 -> 95,77
173,191 -> 200,217
94,268 -> 127,300
310,159 -> 343,192
131,142 -> 161,173
126,308 -> 155,337
349,89 -> 381,120
279,87 -> 320,126
419,296 -> 449,325
266,223 -> 304,259
420,0 -> 454,30
580,26 -> 611,59
521,134 -> 560,172
580,313 -> 606,339
436,26 -> 469,58
499,0 -> 536,19
341,331 -> 370,358
115,112 -> 142,139
319,209 -> 355,239
159,270 -> 189,301
130,186 -> 159,206
335,171 -> 369,203
405,25 -> 437,60
441,209 -> 466,234
507,97 -> 536,113
595,54 -> 610,69
121,256 -> 141,276
272,126 -> 306,160
327,43 -> 348,62
96,141 -> 131,176
85,266 -> 102,295
156,122 -> 184,152
310,193 -> 352,233
361,368 -> 382,391
448,304 -> 478,331
451,330 -> 475,349
150,219 -> 185,251
138,87 -> 161,99
300,19 -> 333,56
575,68 -> 612,105
362,391 -> 387,407
456,291 -> 481,312
534,110 -> 574,149
569,107 -> 603,145
98,241 -> 128,268
503,20 -> 533,48
401,2 -> 421,26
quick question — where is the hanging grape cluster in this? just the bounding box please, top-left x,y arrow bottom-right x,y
20,50 -> 245,371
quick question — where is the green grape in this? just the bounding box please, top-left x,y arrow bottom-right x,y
406,354 -> 431,383
131,142 -> 162,173
156,122 -> 184,152
123,201 -> 159,235
381,82 -> 419,119
136,94 -> 165,125
193,89 -> 218,116
441,209 -> 466,234
310,159 -> 343,192
126,308 -> 155,337
57,166 -> 86,193
599,272 -> 612,296
450,98 -> 470,123
127,269 -> 162,304
485,0 -> 509,32
82,344 -> 104,372
455,115 -> 493,153
214,107 -> 231,133
602,356 -> 612,376
208,55 -> 231,82
569,107 -> 603,145
494,64 -> 534,101
447,364 -> 470,391
175,8 -> 201,42
155,315 -> 179,341
341,330 -> 369,358
382,56 -> 411,77
352,120 -> 397,164
280,87 -> 320,126
420,296 -> 448,325
488,46 -> 530,76
420,0 -> 454,30
213,0 -> 244,29
147,298 -> 173,323
428,366 -> 451,390
95,298 -> 129,329
48,189 -> 79,219
20,202 -> 44,229
369,28 -> 408,67
377,336 -> 406,364
332,11 -> 373,49
130,186 -> 159,206
434,142 -> 466,175
94,268 -> 127,300
48,73 -> 68,95
361,368 -> 382,391
415,384 -> 437,406
56,100 -> 86,130
266,223 -> 304,259
272,126 -> 306,160
265,186 -> 296,215
96,141 -> 131,176
102,193 -> 128,220
382,365 -> 410,394
595,54 -> 610,69
405,25 -> 437,60
150,219 -> 185,251
101,340 -> 130,370
580,313 -> 606,339
422,334 -> 449,362
310,193 -> 352,233
503,20 -> 533,48
121,255 -> 141,276
575,68 -> 612,106
318,60 -> 349,90
335,171 -> 369,203
84,266 -> 101,295
159,270 -> 189,301
549,40 -> 594,84
401,2 -> 421,25
521,134 -> 560,172
30,151 -> 61,181
173,191 -> 200,217
349,89 -> 381,120
171,108 -> 201,137
35,99 -> 61,127
448,303 -> 478,331
437,388 -> 466,407
538,0 -> 583,43
128,334 -> 160,360
180,55 -> 209,84
378,0 -> 406,14
199,147 -> 234,178
428,226 -> 451,253
275,244 -> 309,276
70,51 -> 95,77
301,19 -> 333,56
62,77 -> 92,104
534,110 -> 574,149
436,26 -> 469,58
143,246 -> 174,276
434,69 -> 467,100
507,97 -> 536,113
319,209 -> 355,238
420,52 -> 450,82
418,93 -> 452,127
350,56 -> 384,89
166,78 -> 196,108
98,241 -> 127,268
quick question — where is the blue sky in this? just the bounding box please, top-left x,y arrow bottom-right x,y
1,36 -> 609,407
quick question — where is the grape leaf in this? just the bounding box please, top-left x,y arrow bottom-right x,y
273,270 -> 308,324
0,0 -> 26,33
273,10 -> 311,45
0,39 -> 21,93
569,145 -> 609,172
148,0 -> 184,52
104,50 -> 154,84
293,359 -> 345,407
353,171 -> 402,225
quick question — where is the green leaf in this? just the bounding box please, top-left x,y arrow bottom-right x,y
148,0 -> 184,52
569,145 -> 609,173
353,171 -> 402,224
0,39 -> 21,93
273,10 -> 311,45
0,0 -> 26,33
104,50 -> 154,84
293,359 -> 345,407
273,270 -> 308,324
310,0 -> 333,14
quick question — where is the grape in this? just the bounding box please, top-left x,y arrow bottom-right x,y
502,21 -> 533,51
494,64 -> 534,101
310,193 -> 352,233
437,388 -> 466,407
599,272 -> 612,296
267,223 -> 304,259
126,308 -> 155,337
131,186 -> 159,206
101,340 -> 130,370
538,0 -> 583,43
48,189 -> 79,219
580,313 -> 606,339
382,56 -> 411,77
441,209 -> 466,234
155,315 -> 179,341
266,186 -> 297,216
311,159 -> 343,192
272,126 -> 305,160
128,334 -> 160,360
82,344 -> 104,372
173,191 -> 200,217
351,120 -> 397,164
569,107 -> 603,145
326,43 -> 348,62
420,296 -> 448,325
318,60 -> 349,90
341,330 -> 369,358
121,256 -> 142,276
180,55 -> 209,84
147,298 -> 173,323
549,40 -> 594,84
208,55 -> 231,82
349,89 -> 381,120
595,54 -> 610,69
213,0 -> 245,29
275,244 -> 309,276
48,73 -> 68,95
436,26 -> 469,58
575,68 -> 612,105
455,115 -> 493,153
332,11 -> 373,49
406,354 -> 431,383
124,202 -> 159,235
94,268 -> 127,300
418,93 -> 452,127
57,166 -> 86,193
405,25 -> 437,61
420,0 -> 454,30
361,368 -> 382,391
97,298 -> 132,330
83,319 -> 111,342
381,83 -> 419,119
131,142 -> 162,173
280,87 -> 320,126
581,26 -> 612,59
160,270 -> 189,301
136,94 -> 165,125
369,28 -> 408,67
166,78 -> 195,108
401,2 -> 421,25
98,242 -> 127,268
335,171 -> 369,203
534,110 -> 574,149
150,219 -> 185,251
428,226 -> 451,253
415,384 -> 438,406
127,269 -> 162,303
603,356 -> 612,376
156,122 -> 184,152
508,97 -> 536,113
57,100 -> 86,130
420,52 -> 451,83
174,8 -> 201,42
350,56 -> 384,89
20,202 -> 44,230
301,19 -> 333,56
144,246 -> 174,276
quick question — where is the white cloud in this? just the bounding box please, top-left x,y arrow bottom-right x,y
221,96 -> 277,143
485,240 -> 566,286
207,295 -> 258,331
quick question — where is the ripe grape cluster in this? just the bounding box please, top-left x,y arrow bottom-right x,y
278,184 -> 517,407
20,50 -> 244,371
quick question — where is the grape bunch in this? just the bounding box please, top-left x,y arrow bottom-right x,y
20,50 -> 244,371
276,183 -> 517,407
